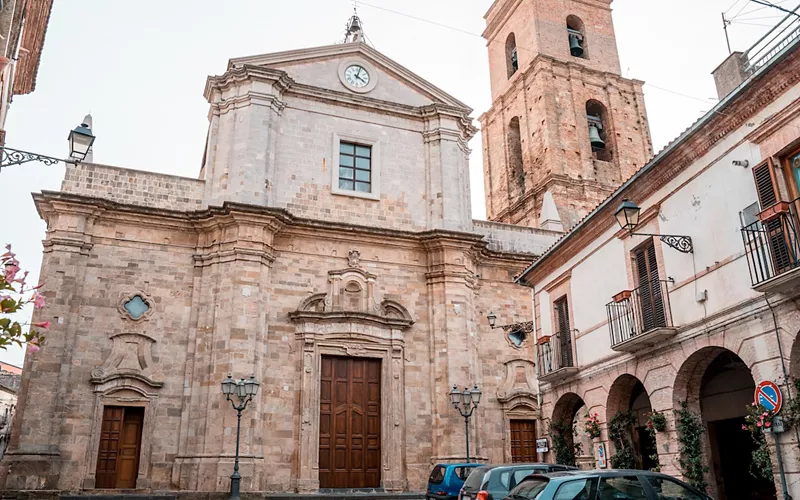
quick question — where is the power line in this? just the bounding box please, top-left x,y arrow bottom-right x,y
748,0 -> 800,18
351,0 -> 740,110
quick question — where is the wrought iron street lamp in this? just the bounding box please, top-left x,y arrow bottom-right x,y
0,119 -> 96,172
486,311 -> 534,334
221,374 -> 260,500
450,384 -> 481,462
613,199 -> 694,254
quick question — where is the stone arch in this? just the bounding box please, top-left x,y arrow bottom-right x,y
605,374 -> 656,470
506,32 -> 518,78
507,117 -> 525,196
566,15 -> 587,58
673,346 -> 776,500
790,331 -> 800,380
586,99 -> 612,161
550,392 -> 585,466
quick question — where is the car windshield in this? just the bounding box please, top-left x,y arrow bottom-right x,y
509,478 -> 549,499
428,465 -> 445,484
463,467 -> 490,490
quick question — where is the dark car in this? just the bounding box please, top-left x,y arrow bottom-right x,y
459,463 -> 578,500
427,463 -> 482,499
504,469 -> 713,500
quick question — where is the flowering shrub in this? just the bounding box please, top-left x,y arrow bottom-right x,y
743,402 -> 774,480
584,412 -> 601,439
675,401 -> 708,492
551,419 -> 582,467
646,411 -> 667,432
1,244 -> 47,352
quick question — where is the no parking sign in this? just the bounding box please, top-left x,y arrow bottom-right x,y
755,380 -> 783,414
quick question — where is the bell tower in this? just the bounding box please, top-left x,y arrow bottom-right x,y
479,0 -> 653,230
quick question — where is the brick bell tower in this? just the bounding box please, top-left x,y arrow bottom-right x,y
479,0 -> 653,230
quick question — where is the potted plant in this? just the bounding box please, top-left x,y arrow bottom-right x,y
646,411 -> 667,432
613,290 -> 632,303
758,201 -> 791,222
584,412 -> 601,440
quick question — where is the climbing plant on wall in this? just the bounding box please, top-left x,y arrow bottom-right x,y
550,419 -> 581,467
608,410 -> 637,469
675,401 -> 708,492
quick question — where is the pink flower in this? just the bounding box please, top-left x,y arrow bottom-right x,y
31,291 -> 45,309
766,422 -> 772,427
26,343 -> 39,354
757,421 -> 763,427
742,424 -> 748,430
32,321 -> 50,329
2,263 -> 19,282
763,412 -> 769,417
752,402 -> 757,406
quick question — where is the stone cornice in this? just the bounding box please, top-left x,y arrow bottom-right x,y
204,65 -> 294,102
226,42 -> 472,112
32,193 -> 541,265
745,94 -> 800,146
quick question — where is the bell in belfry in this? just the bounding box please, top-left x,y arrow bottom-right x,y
589,123 -> 605,149
569,34 -> 584,57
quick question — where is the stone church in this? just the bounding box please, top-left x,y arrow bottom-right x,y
2,0 -> 651,493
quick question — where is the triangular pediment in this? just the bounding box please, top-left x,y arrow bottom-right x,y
227,42 -> 471,111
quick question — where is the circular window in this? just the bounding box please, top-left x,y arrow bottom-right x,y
507,328 -> 527,348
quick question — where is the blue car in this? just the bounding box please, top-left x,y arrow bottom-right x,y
427,463 -> 481,500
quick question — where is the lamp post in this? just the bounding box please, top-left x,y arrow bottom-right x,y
613,199 -> 694,254
221,374 -> 260,500
0,118 -> 96,172
450,384 -> 482,462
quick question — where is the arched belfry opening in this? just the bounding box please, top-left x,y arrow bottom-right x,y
567,15 -> 587,58
507,117 -> 525,197
586,100 -> 612,162
506,33 -> 519,78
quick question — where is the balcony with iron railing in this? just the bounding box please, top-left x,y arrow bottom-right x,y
537,330 -> 579,383
742,199 -> 800,293
606,280 -> 677,353
742,4 -> 800,76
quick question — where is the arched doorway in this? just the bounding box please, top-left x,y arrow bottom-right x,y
674,347 -> 776,500
550,392 -> 585,467
606,374 -> 658,470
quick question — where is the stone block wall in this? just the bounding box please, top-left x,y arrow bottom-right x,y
61,163 -> 205,211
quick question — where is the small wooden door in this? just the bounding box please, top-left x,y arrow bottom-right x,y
319,356 -> 381,489
95,406 -> 144,489
510,420 -> 537,463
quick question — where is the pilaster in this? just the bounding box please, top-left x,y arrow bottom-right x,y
422,232 -> 482,461
173,209 -> 283,490
1,200 -> 99,489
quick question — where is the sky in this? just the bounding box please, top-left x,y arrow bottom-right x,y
0,0 -> 792,366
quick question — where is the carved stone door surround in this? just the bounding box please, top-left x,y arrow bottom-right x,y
289,258 -> 414,492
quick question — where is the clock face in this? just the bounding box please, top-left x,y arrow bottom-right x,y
344,65 -> 370,88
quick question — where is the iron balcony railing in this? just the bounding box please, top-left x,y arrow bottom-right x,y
606,280 -> 673,348
537,330 -> 575,377
742,200 -> 800,287
742,3 -> 800,75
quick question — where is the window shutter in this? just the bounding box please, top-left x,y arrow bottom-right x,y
635,243 -> 665,333
554,298 -> 573,368
753,160 -> 779,209
647,245 -> 667,328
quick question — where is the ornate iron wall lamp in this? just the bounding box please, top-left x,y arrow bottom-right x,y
486,311 -> 534,333
0,119 -> 95,172
614,199 -> 694,254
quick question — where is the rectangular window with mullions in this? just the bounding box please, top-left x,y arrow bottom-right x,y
339,142 -> 372,193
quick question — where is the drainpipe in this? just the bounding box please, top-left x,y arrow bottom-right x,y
763,293 -> 795,500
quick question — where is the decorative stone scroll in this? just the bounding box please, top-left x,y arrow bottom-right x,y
90,332 -> 164,389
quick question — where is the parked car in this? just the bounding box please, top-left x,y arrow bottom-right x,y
427,463 -> 482,499
503,469 -> 713,500
459,463 -> 578,500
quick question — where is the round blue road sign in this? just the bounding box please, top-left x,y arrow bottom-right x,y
755,380 -> 783,414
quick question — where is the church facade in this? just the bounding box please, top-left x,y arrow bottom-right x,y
1,15 -> 562,493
